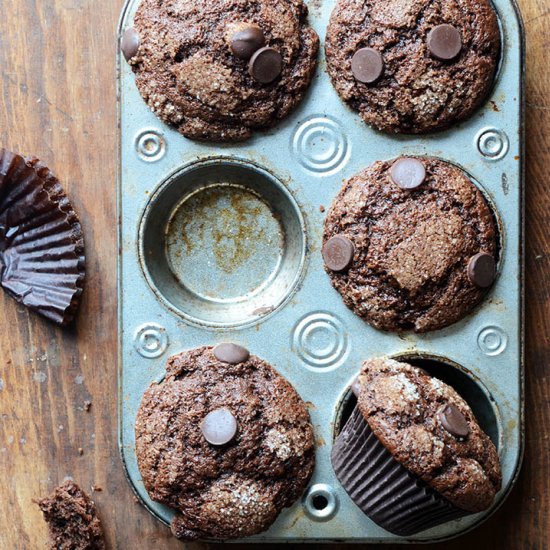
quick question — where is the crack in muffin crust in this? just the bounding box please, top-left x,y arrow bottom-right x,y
325,0 -> 500,133
135,346 -> 315,540
323,158 -> 498,332
355,358 -> 502,512
129,0 -> 319,141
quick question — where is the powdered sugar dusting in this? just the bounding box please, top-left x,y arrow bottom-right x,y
395,372 -> 420,402
265,429 -> 292,460
203,475 -> 275,533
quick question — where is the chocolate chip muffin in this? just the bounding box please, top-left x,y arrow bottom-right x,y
135,344 -> 315,540
123,0 -> 319,142
36,480 -> 105,549
322,157 -> 498,333
332,358 -> 502,535
325,0 -> 501,133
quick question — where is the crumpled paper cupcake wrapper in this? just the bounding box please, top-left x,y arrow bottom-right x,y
0,149 -> 85,325
331,407 -> 469,536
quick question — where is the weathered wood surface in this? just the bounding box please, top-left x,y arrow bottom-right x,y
0,0 -> 548,548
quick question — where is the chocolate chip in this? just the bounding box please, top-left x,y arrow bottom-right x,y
121,28 -> 140,62
200,408 -> 238,446
213,343 -> 250,364
322,235 -> 355,272
427,24 -> 462,61
438,404 -> 470,438
249,47 -> 283,83
351,48 -> 384,84
467,252 -> 496,288
230,26 -> 265,60
390,157 -> 426,190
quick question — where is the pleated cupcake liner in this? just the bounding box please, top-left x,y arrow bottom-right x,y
0,149 -> 85,325
331,407 -> 469,536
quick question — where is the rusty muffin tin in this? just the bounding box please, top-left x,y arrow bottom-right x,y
117,0 -> 524,542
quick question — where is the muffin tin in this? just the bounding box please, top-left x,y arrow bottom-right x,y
117,0 -> 524,542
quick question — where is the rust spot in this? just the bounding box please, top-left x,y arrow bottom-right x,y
514,155 -> 520,161
252,306 -> 274,316
288,509 -> 305,529
178,188 -> 262,267
490,100 -> 500,112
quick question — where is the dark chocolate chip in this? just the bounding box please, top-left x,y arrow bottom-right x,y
438,404 -> 470,438
249,47 -> 283,84
427,24 -> 462,61
230,26 -> 265,60
200,408 -> 238,446
390,157 -> 426,190
322,235 -> 355,272
121,28 -> 140,62
351,48 -> 384,84
213,343 -> 250,364
467,252 -> 496,288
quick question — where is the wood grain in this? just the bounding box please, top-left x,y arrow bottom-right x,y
0,0 -> 547,548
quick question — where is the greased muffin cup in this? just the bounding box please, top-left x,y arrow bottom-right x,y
331,358 -> 501,536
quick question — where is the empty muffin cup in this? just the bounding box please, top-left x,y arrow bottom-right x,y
139,158 -> 306,327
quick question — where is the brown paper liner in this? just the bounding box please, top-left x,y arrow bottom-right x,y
331,407 -> 469,536
0,149 -> 85,325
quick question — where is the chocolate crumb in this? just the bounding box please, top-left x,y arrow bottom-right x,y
37,480 -> 105,549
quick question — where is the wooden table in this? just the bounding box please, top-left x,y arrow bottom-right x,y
0,0 -> 548,548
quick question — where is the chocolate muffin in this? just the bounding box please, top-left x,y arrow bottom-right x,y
36,480 -> 105,550
325,0 -> 500,134
332,358 -> 502,535
322,157 -> 498,332
135,344 -> 315,540
123,0 -> 319,142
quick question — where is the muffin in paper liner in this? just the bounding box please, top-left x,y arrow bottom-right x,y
332,407 -> 469,536
0,149 -> 85,325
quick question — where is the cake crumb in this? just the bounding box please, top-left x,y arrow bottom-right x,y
36,480 -> 105,549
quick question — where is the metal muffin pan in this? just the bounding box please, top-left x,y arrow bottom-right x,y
117,0 -> 524,542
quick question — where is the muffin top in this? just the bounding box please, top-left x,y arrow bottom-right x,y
325,0 -> 500,134
135,345 -> 315,540
322,157 -> 498,332
355,358 -> 502,512
126,0 -> 319,142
